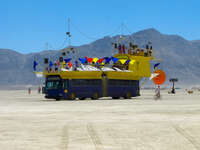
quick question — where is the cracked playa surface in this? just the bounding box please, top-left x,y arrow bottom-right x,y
0,90 -> 200,150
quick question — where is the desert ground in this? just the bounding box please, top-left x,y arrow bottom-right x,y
0,89 -> 200,150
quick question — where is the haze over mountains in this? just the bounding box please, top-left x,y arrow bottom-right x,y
0,28 -> 200,87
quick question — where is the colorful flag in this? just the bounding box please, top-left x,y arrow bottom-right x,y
64,58 -> 71,63
97,58 -> 104,63
79,58 -> 87,64
154,63 -> 160,69
93,58 -> 99,63
125,60 -> 130,65
68,62 -> 72,68
111,57 -> 119,63
119,59 -> 127,64
49,61 -> 54,68
104,57 -> 112,64
33,60 -> 38,71
130,60 -> 136,64
87,58 -> 93,63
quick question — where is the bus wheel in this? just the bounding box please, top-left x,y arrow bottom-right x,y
112,97 -> 119,99
79,97 -> 85,100
70,93 -> 76,100
55,98 -> 60,101
124,92 -> 131,99
92,92 -> 99,100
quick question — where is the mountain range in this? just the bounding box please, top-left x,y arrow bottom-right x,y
0,28 -> 200,88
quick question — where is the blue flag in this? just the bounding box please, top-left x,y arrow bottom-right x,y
64,58 -> 71,63
79,58 -> 87,64
104,57 -> 112,64
49,61 -> 54,68
154,63 -> 160,69
125,60 -> 130,65
111,57 -> 119,63
33,61 -> 38,71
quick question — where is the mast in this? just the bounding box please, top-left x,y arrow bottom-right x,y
65,18 -> 79,68
66,18 -> 71,48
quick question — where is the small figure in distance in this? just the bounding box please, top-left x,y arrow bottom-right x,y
38,86 -> 41,94
28,87 -> 31,95
154,85 -> 161,100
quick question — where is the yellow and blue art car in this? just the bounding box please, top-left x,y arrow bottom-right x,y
43,50 -> 154,100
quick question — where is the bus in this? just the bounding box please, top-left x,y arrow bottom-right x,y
43,53 -> 153,100
44,71 -> 140,100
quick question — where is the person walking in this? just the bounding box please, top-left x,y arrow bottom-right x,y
28,87 -> 31,94
154,85 -> 161,100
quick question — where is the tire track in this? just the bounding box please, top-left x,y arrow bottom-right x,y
172,124 -> 200,150
107,128 -> 131,150
87,123 -> 104,150
61,125 -> 69,150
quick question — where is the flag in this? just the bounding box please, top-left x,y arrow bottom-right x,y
49,61 -> 54,68
87,58 -> 93,63
97,58 -> 104,63
119,59 -> 127,64
64,58 -> 71,63
111,57 -> 119,63
68,62 -> 72,68
93,58 -> 99,63
61,61 -> 66,68
104,57 -> 111,64
125,60 -> 130,65
130,60 -> 136,64
79,58 -> 87,64
33,60 -> 38,71
154,63 -> 160,70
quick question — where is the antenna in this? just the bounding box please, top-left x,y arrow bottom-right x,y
66,18 -> 71,48
63,18 -> 79,68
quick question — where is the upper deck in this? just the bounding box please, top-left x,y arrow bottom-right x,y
43,43 -> 155,81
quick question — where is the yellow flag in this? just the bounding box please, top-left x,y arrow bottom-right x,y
93,57 -> 99,63
130,60 -> 136,64
61,61 -> 66,68
119,59 -> 127,64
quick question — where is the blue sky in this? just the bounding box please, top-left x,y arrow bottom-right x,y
0,0 -> 200,53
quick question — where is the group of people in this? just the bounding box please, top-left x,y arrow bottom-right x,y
113,42 -> 153,56
28,86 -> 41,94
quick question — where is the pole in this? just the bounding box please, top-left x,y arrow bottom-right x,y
68,18 -> 71,48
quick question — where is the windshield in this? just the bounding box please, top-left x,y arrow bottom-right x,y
46,80 -> 63,89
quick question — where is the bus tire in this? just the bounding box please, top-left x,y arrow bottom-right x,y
70,93 -> 76,100
112,97 -> 119,99
79,97 -> 85,100
92,92 -> 99,100
124,92 -> 131,99
55,98 -> 60,101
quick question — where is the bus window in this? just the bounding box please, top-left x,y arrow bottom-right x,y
46,80 -> 63,89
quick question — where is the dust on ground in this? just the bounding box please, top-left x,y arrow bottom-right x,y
0,89 -> 200,150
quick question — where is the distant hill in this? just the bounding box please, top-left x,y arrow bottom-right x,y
0,28 -> 200,87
